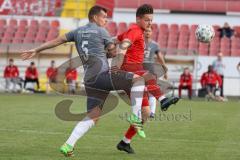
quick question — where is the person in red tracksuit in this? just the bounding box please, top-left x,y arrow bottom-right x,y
24,62 -> 40,90
46,60 -> 58,93
178,67 -> 192,99
200,65 -> 222,97
65,64 -> 77,94
4,59 -> 20,92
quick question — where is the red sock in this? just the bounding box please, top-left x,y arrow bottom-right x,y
124,125 -> 137,140
147,79 -> 163,99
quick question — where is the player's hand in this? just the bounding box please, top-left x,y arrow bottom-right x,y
163,73 -> 168,80
21,49 -> 38,60
162,65 -> 168,73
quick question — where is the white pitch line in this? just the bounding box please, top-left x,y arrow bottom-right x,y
0,128 -> 240,145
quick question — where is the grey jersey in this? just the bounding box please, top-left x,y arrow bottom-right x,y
143,40 -> 160,63
65,22 -> 113,83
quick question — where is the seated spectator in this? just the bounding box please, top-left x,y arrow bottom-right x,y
200,65 -> 226,101
65,64 -> 77,94
218,22 -> 234,38
46,60 -> 58,93
3,59 -> 21,92
24,62 -> 40,90
178,67 -> 192,99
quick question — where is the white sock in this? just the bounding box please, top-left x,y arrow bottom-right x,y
130,79 -> 145,119
149,94 -> 156,114
158,95 -> 166,102
123,136 -> 131,144
66,116 -> 95,147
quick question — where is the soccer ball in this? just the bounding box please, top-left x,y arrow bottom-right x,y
195,24 -> 215,43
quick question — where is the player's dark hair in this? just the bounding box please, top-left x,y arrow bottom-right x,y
30,62 -> 35,65
88,5 -> 107,20
9,58 -> 13,62
136,4 -> 153,17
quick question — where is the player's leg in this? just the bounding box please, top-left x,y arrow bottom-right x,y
149,94 -> 156,117
111,71 -> 146,137
117,98 -> 150,154
178,84 -> 183,98
188,85 -> 192,99
5,78 -> 10,92
60,76 -> 110,157
143,72 -> 179,111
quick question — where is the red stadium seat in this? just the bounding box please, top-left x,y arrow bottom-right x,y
19,19 -> 28,27
1,37 -> 12,44
220,37 -> 231,56
40,20 -> 50,27
228,1 -> 240,12
151,23 -> 159,41
184,1 -> 204,12
0,19 -> 6,27
198,43 -> 209,56
209,37 -> 220,56
162,0 -> 183,11
159,24 -> 168,33
106,21 -> 117,37
169,24 -> 179,33
9,19 -> 17,26
23,38 -> 34,43
12,37 -> 23,44
117,22 -> 127,35
205,1 -> 226,13
30,20 -> 39,27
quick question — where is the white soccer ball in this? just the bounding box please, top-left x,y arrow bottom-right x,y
195,24 -> 215,43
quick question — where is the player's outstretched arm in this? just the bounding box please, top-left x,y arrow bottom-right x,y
112,39 -> 131,69
156,51 -> 168,79
21,35 -> 68,60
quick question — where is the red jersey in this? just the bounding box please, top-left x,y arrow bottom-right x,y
117,24 -> 145,72
4,65 -> 19,78
179,73 -> 192,86
65,68 -> 77,81
46,67 -> 58,79
25,67 -> 38,79
200,71 -> 222,86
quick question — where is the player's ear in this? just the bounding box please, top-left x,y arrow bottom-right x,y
93,15 -> 98,22
136,17 -> 141,23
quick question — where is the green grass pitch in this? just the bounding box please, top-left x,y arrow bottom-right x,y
0,93 -> 240,160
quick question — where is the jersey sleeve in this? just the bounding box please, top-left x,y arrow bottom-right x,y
101,28 -> 114,47
119,29 -> 139,44
154,43 -> 160,54
65,29 -> 76,42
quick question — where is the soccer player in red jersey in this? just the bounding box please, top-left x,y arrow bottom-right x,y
46,60 -> 58,93
178,67 -> 193,99
4,58 -> 20,92
65,64 -> 78,94
24,62 -> 40,90
114,4 -> 179,154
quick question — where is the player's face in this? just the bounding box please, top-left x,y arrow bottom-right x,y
184,69 -> 189,74
95,10 -> 108,27
9,60 -> 13,65
144,28 -> 152,39
137,14 -> 153,30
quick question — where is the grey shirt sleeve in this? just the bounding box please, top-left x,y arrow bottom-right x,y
100,28 -> 114,47
65,29 -> 76,42
154,43 -> 160,54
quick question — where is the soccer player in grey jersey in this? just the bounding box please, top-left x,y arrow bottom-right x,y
143,27 -> 168,117
21,5 -> 148,156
